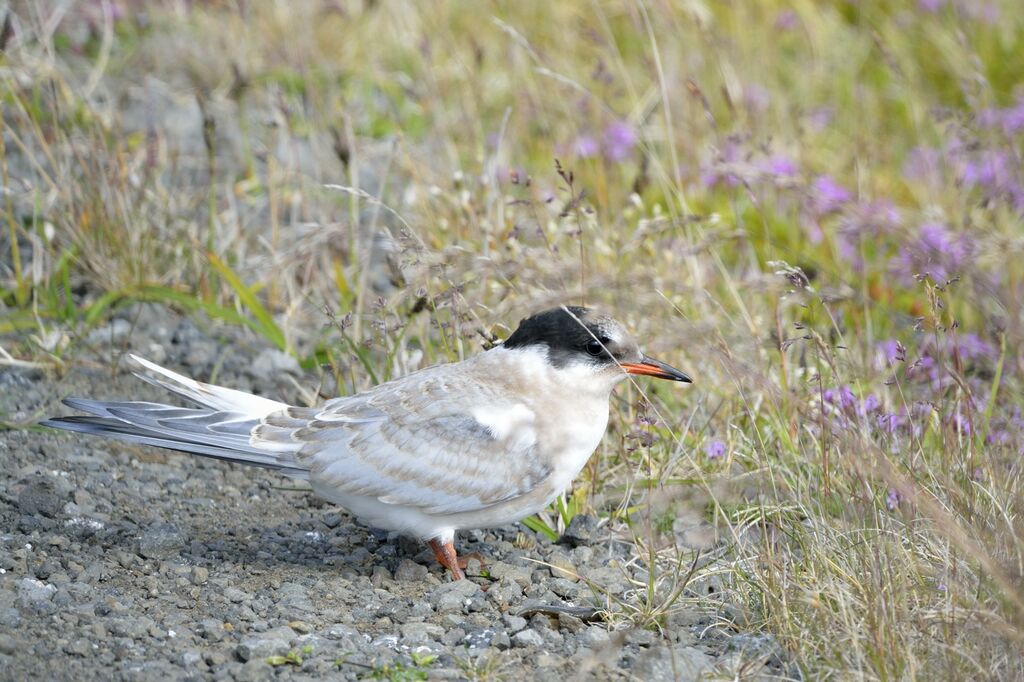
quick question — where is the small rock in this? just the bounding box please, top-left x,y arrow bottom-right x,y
633,644 -> 713,679
17,475 -> 67,518
728,632 -> 785,666
502,614 -> 527,633
547,553 -> 578,581
63,638 -> 92,657
16,578 -> 56,609
138,523 -> 185,560
557,613 -> 585,634
560,514 -> 599,547
400,622 -> 444,645
428,579 -> 481,613
512,628 -> 545,648
0,608 -> 21,629
190,566 -> 209,585
394,558 -> 428,582
488,561 -> 532,589
492,630 -> 512,650
196,619 -> 225,642
577,626 -> 610,647
288,620 -> 313,634
235,626 -> 295,662
85,318 -> 132,345
204,651 -> 228,666
249,349 -> 301,382
224,587 -> 249,604
275,582 -> 315,613
463,627 -> 499,649
0,635 -> 17,656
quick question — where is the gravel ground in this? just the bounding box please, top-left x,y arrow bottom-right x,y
0,307 -> 791,681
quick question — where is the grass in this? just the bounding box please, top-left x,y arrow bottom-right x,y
3,0 -> 1024,678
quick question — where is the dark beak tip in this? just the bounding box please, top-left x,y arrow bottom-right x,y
638,355 -> 692,384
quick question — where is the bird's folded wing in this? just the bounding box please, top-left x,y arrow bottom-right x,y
253,376 -> 552,516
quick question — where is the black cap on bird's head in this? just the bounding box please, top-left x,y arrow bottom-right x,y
503,306 -> 691,383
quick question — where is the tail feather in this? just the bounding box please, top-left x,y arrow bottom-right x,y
129,354 -> 286,416
42,356 -> 309,478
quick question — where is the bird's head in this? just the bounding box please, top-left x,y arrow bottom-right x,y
501,306 -> 691,389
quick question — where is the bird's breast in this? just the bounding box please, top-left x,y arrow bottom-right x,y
534,396 -> 609,493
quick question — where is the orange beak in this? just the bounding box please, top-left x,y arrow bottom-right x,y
621,355 -> 692,383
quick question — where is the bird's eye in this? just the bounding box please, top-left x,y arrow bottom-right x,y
586,340 -> 605,356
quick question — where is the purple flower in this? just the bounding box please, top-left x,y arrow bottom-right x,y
705,439 -> 727,460
823,385 -> 857,411
877,413 -> 905,434
702,139 -> 743,188
950,333 -> 996,361
775,10 -> 798,30
602,121 -> 636,162
811,175 -> 851,214
952,411 -> 972,436
903,146 -> 944,184
962,150 -> 1012,189
891,222 -> 973,283
886,488 -> 902,510
744,84 -> 771,113
573,135 -> 599,159
760,155 -> 798,178
918,0 -> 945,11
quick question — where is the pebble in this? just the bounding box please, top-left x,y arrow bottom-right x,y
560,514 -> 599,547
394,558 -> 428,582
190,566 -> 209,585
634,644 -> 713,679
138,523 -> 186,560
512,628 -> 545,648
16,578 -> 57,609
234,626 -> 295,662
429,579 -> 481,613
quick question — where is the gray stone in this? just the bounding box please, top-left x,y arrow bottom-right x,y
138,523 -> 185,559
17,476 -> 66,518
190,566 -> 209,585
275,582 -> 315,613
488,561 -> 532,589
502,614 -> 528,633
633,644 -> 714,680
463,627 -> 500,649
394,558 -> 428,582
16,578 -> 56,609
429,579 -> 481,613
728,632 -> 784,666
249,349 -> 301,382
63,638 -> 92,656
85,319 -> 132,345
0,635 -> 17,656
0,608 -> 21,629
224,587 -> 249,604
577,626 -> 611,649
560,514 -> 599,547
400,622 -> 444,645
512,628 -> 545,648
235,626 -> 295,662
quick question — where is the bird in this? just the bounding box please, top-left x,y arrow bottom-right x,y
42,306 -> 691,580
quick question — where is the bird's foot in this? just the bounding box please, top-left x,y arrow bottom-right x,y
428,538 -> 466,580
427,540 -> 490,580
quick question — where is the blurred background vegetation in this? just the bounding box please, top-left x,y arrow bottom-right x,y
2,0 -> 1023,677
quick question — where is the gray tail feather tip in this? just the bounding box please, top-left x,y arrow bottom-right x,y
41,409 -> 308,479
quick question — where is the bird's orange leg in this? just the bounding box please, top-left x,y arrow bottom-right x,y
428,538 -> 466,580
